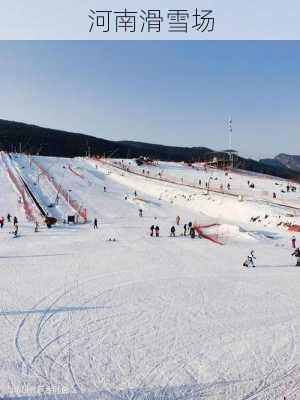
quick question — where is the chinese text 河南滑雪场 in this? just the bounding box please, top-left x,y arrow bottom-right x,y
89,8 -> 215,33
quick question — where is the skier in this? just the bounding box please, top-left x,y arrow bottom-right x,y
170,226 -> 176,237
150,225 -> 154,237
243,250 -> 256,268
292,248 -> 300,266
273,192 -> 277,199
183,224 -> 187,236
155,225 -> 160,237
176,215 -> 180,225
292,235 -> 296,249
13,223 -> 19,238
94,218 -> 98,229
7,213 -> 11,222
13,216 -> 18,226
139,209 -> 143,217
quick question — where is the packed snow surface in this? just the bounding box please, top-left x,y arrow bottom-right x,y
0,154 -> 300,400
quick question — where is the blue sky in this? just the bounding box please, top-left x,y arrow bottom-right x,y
0,41 -> 299,159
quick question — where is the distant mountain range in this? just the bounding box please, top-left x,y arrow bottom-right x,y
260,153 -> 300,173
0,119 -> 299,181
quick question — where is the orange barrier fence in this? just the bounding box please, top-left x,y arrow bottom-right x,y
1,153 -> 35,221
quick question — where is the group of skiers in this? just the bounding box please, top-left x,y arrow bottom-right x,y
0,213 -> 19,237
150,225 -> 160,237
149,218 -> 199,239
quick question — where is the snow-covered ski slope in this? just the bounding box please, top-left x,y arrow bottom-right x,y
0,154 -> 300,400
111,159 -> 300,209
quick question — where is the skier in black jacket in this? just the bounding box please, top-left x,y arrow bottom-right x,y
292,248 -> 300,266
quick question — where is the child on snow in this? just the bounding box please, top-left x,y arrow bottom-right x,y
292,248 -> 300,266
243,250 -> 256,268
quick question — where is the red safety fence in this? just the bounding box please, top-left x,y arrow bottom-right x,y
194,224 -> 224,245
288,225 -> 300,233
1,153 -> 35,222
31,158 -> 87,222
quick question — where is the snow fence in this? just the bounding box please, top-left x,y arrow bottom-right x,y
31,158 -> 88,223
1,152 -> 36,222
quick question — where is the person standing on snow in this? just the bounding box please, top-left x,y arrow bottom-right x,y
170,226 -> 176,237
292,235 -> 296,249
150,225 -> 154,237
183,224 -> 187,236
7,213 -> 11,223
13,216 -> 18,226
155,225 -> 160,237
104,186 -> 106,192
13,224 -> 19,238
139,209 -> 143,217
292,248 -> 300,266
190,227 -> 196,239
176,216 -> 180,225
243,250 -> 256,268
34,221 -> 39,232
0,217 -> 4,229
94,218 -> 98,229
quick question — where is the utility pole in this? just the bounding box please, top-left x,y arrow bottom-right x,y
228,116 -> 233,168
